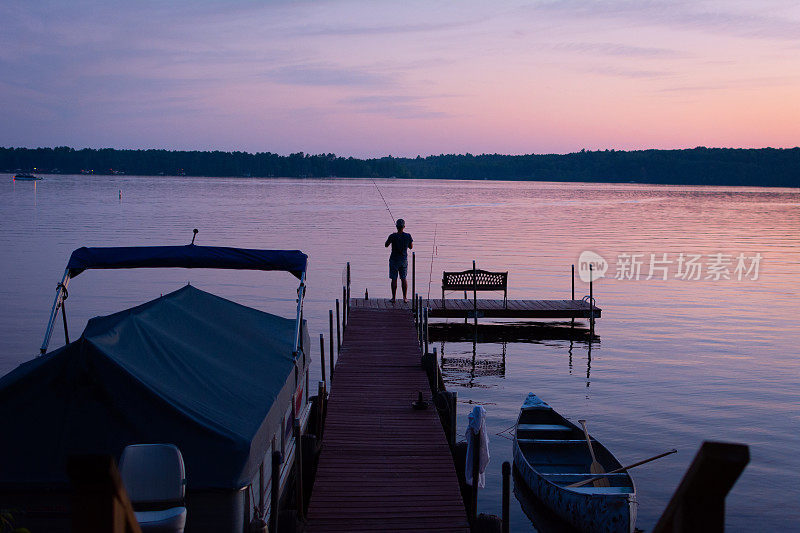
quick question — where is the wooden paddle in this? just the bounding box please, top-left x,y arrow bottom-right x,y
567,448 -> 678,488
579,419 -> 610,487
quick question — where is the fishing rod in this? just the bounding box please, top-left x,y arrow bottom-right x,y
427,224 -> 437,300
371,178 -> 395,224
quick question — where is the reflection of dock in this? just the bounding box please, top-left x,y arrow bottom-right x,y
351,298 -> 601,320
429,322 -> 595,342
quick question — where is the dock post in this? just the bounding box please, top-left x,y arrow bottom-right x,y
342,286 -> 347,328
450,391 -> 458,447
417,295 -> 422,345
472,260 -> 478,327
571,264 -> 575,328
336,299 -> 341,353
329,311 -> 335,380
412,252 -> 416,313
270,450 -> 281,533
502,462 -> 510,533
346,262 -> 351,319
319,334 -> 326,384
423,306 -> 429,355
317,380 -> 326,438
432,347 -> 439,393
470,427 -> 481,524
293,419 -> 304,520
589,265 -> 595,338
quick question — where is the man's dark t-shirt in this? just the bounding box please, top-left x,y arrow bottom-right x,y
385,232 -> 413,262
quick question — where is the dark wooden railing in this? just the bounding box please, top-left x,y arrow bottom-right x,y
653,441 -> 749,533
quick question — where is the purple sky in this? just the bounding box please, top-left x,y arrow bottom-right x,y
2,1 -> 799,157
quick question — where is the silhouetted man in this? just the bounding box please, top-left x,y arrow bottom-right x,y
385,218 -> 413,303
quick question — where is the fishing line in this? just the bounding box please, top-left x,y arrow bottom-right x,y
371,178 -> 395,224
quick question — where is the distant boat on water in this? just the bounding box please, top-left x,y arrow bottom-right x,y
13,173 -> 42,181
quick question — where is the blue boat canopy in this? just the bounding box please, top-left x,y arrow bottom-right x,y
66,245 -> 308,279
0,285 -> 310,490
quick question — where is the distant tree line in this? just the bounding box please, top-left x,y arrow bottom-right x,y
2,146 -> 798,187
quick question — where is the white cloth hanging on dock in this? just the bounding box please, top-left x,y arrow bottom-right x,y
465,405 -> 490,488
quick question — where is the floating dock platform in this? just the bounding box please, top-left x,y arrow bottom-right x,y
351,298 -> 601,320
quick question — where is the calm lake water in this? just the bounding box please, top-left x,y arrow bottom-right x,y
2,175 -> 799,531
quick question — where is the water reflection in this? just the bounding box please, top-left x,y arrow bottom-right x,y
513,469 -> 580,533
432,322 -> 597,391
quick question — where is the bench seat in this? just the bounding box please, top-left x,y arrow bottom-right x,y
568,486 -> 634,495
517,438 -> 592,444
517,423 -> 572,432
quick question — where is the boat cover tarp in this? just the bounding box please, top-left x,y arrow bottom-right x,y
66,245 -> 308,279
0,285 -> 309,490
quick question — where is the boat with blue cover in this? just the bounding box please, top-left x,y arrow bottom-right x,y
513,393 -> 636,533
0,244 -> 311,533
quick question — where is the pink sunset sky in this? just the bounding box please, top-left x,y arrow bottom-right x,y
2,0 -> 799,157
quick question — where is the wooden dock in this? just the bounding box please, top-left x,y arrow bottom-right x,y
351,298 -> 601,320
305,306 -> 470,532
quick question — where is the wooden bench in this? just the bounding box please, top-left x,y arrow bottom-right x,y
442,267 -> 507,308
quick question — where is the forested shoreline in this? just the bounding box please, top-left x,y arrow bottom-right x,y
2,146 -> 798,187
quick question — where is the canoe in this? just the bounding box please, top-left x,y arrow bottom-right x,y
513,393 -> 636,533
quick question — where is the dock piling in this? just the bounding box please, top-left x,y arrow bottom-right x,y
423,306 -> 429,355
319,334 -> 326,384
317,380 -> 325,438
342,286 -> 347,328
472,260 -> 478,327
589,265 -> 594,338
412,252 -> 416,314
336,299 -> 341,352
432,347 -> 439,393
328,311 -> 335,380
450,391 -> 458,448
571,264 -> 575,328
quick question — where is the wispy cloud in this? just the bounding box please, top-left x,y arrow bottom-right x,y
287,19 -> 482,37
587,65 -> 672,79
526,0 -> 800,42
266,64 -> 393,87
339,94 -> 453,120
551,42 -> 683,58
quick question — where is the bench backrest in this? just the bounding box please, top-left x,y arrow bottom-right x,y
442,269 -> 507,291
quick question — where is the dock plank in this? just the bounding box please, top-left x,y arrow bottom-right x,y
305,307 -> 469,532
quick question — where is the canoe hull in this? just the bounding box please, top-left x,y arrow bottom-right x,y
513,393 -> 636,533
513,441 -> 636,533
